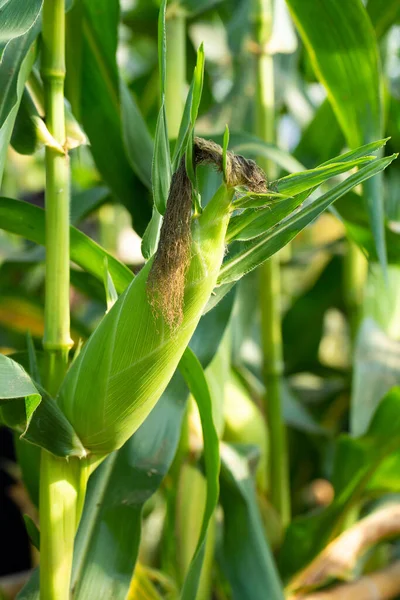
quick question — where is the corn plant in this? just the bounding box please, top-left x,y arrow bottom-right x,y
0,0 -> 400,599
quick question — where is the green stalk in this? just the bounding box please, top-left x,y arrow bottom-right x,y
39,1 -> 79,597
253,0 -> 291,527
39,452 -> 89,600
41,0 -> 72,381
165,4 -> 186,139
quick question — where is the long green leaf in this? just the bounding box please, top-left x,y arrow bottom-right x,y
286,0 -> 386,268
367,0 -> 400,38
0,31 -> 37,185
0,353 -> 41,426
0,198 -> 133,293
178,347 -> 220,600
0,354 -> 85,457
69,0 -> 152,235
172,43 -> 204,169
219,444 -> 284,600
149,0 -> 171,217
229,139 -> 388,242
0,0 -> 42,47
273,157 -> 374,196
218,155 -> 396,286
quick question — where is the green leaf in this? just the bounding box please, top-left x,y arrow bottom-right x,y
218,444 -> 284,600
152,99 -> 171,215
228,139 -> 389,242
351,319 -> 400,436
70,187 -> 110,225
232,191 -> 290,211
0,352 -> 85,457
103,258 -> 118,311
120,81 -> 153,188
279,387 -> 400,579
178,347 -> 220,600
26,332 -> 41,385
151,0 -> 171,217
190,43 -> 205,125
0,32 -> 37,185
23,515 -> 40,550
20,386 -> 87,458
0,353 -> 41,427
184,44 -> 205,211
158,0 -> 167,96
286,0 -> 386,270
274,157 -> 375,197
70,394 -> 186,600
218,155 -> 397,286
10,88 -> 38,155
70,0 -> 152,235
172,75 -> 194,169
0,198 -> 134,294
0,0 -> 42,47
141,206 -> 163,260
367,0 -> 400,39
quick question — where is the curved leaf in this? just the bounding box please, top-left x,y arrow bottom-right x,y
0,0 -> 42,47
0,198 -> 133,294
219,444 -> 284,600
178,347 -> 220,600
0,353 -> 85,457
286,0 -> 386,269
0,353 -> 41,428
67,0 -> 152,234
0,32 -> 37,185
367,0 -> 400,38
218,155 -> 396,286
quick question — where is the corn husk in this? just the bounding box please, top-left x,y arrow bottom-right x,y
57,185 -> 234,455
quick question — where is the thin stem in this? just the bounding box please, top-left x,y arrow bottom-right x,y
40,1 -> 77,598
253,0 -> 291,526
165,6 -> 186,139
41,0 -> 72,380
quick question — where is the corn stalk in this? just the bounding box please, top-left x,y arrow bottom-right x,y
253,0 -> 290,527
39,1 -> 84,597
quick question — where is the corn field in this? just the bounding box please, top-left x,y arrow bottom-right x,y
0,0 -> 400,599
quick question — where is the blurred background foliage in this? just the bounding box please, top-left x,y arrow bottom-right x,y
1,0 -> 400,598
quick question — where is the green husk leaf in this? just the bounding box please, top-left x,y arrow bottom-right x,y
218,155 -> 397,287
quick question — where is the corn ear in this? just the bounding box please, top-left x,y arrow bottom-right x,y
57,184 -> 235,455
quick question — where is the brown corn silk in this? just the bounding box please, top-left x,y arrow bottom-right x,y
147,137 -> 267,327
